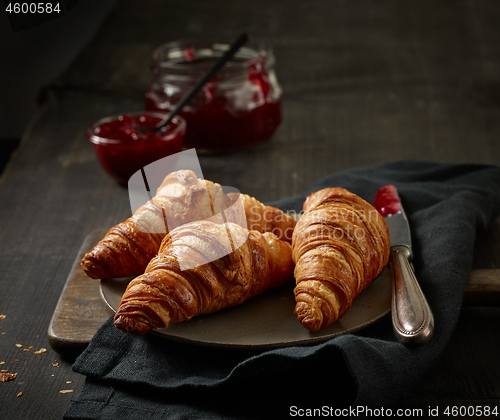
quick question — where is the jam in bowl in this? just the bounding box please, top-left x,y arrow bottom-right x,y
145,40 -> 282,152
88,112 -> 186,185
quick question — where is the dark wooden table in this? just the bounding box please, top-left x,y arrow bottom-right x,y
1,1 -> 500,418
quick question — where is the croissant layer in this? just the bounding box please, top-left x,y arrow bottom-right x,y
114,221 -> 294,334
240,194 -> 296,243
292,187 -> 390,331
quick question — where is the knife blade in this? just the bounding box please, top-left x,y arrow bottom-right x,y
373,185 -> 434,345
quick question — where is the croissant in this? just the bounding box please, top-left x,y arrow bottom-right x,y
81,169 -> 296,279
81,170 -> 227,279
114,221 -> 294,334
292,187 -> 390,332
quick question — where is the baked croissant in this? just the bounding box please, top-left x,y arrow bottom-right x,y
292,187 -> 390,332
81,170 -> 227,279
81,170 -> 295,279
114,221 -> 294,334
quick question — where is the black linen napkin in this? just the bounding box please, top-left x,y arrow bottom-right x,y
65,160 -> 500,420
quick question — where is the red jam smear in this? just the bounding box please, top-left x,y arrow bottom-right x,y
145,58 -> 281,152
183,46 -> 195,61
89,114 -> 184,186
373,184 -> 401,216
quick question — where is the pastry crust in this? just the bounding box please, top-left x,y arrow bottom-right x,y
292,187 -> 390,331
114,221 -> 294,334
239,193 -> 296,243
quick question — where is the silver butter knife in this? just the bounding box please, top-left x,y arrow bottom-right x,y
373,185 -> 434,345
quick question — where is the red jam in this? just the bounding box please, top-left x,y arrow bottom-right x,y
145,42 -> 282,152
88,113 -> 185,185
373,184 -> 401,216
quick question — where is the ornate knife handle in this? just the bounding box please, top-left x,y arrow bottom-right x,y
390,245 -> 434,345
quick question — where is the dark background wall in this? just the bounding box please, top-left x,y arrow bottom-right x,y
0,0 -> 117,170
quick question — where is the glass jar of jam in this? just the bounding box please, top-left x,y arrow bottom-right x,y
88,112 -> 186,186
144,40 -> 282,153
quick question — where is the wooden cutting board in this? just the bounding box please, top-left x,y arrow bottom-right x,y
48,229 -> 113,357
48,223 -> 500,357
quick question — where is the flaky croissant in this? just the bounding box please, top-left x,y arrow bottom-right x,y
292,187 -> 390,332
81,170 -> 227,279
81,169 -> 296,279
114,221 -> 294,334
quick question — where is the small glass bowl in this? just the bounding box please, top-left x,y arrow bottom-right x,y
88,111 -> 186,185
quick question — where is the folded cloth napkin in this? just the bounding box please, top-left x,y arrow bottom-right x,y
65,160 -> 500,420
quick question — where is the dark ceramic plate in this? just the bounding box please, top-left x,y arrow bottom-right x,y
100,267 -> 390,349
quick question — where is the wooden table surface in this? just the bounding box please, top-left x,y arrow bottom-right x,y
1,1 -> 500,418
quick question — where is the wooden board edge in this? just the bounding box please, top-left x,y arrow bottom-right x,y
464,268 -> 500,306
48,229 -> 112,356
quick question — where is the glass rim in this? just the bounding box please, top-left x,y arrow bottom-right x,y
88,112 -> 186,145
151,39 -> 275,75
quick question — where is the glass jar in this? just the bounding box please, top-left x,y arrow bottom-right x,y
88,112 -> 186,186
144,40 -> 282,153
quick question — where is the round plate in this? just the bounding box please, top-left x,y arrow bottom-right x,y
100,268 -> 391,349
